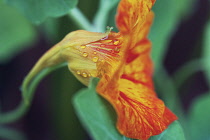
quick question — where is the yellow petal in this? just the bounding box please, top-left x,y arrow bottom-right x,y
60,30 -> 122,85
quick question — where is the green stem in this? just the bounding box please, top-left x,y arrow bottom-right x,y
0,4 -> 116,124
93,1 -> 119,32
68,7 -> 93,31
0,63 -> 66,124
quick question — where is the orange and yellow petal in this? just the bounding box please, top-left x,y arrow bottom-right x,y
123,45 -> 154,90
122,12 -> 155,89
116,0 -> 155,34
96,0 -> 177,139
97,78 -> 177,140
95,1 -> 156,90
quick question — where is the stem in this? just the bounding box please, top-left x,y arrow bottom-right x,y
93,1 -> 119,32
68,7 -> 93,31
0,63 -> 67,124
21,44 -> 63,103
0,3 -> 116,124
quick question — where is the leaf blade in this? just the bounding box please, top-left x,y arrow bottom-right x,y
73,78 -> 133,140
3,0 -> 78,24
149,121 -> 185,140
0,1 -> 36,63
187,93 -> 210,140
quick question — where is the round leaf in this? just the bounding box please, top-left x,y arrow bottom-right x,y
73,78 -> 134,140
3,0 -> 78,24
188,93 -> 210,140
0,1 -> 36,63
149,121 -> 185,140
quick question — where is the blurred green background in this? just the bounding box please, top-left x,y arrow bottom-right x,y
0,0 -> 210,140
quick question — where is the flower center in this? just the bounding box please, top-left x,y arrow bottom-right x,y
79,32 -> 122,63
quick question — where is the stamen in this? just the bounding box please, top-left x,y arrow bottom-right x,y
79,32 -> 122,64
113,40 -> 120,45
100,44 -> 106,47
100,40 -> 113,44
101,36 -> 108,40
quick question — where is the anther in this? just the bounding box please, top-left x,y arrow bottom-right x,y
113,40 -> 120,45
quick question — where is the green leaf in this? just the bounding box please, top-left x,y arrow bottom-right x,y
0,1 -> 36,63
73,78 -> 133,140
203,20 -> 210,84
3,0 -> 78,24
93,0 -> 119,32
74,79 -> 185,140
149,121 -> 185,140
98,0 -> 119,8
187,93 -> 210,140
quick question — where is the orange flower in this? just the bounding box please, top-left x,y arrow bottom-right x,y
95,0 -> 178,139
26,0 -> 177,139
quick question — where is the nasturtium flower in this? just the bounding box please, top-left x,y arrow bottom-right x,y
27,0 -> 177,139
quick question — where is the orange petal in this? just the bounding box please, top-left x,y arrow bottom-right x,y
122,12 -> 155,91
97,79 -> 177,140
97,7 -> 177,139
108,12 -> 154,86
99,12 -> 155,95
123,43 -> 154,90
116,0 -> 155,34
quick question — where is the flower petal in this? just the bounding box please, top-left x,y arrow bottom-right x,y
117,79 -> 177,140
123,44 -> 154,89
60,30 -> 124,85
123,11 -> 154,88
58,30 -> 109,85
97,8 -> 177,140
98,12 -> 154,92
98,79 -> 177,140
116,0 -> 156,34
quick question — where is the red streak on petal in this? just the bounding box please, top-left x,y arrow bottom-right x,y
121,74 -> 153,89
92,48 -> 120,58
